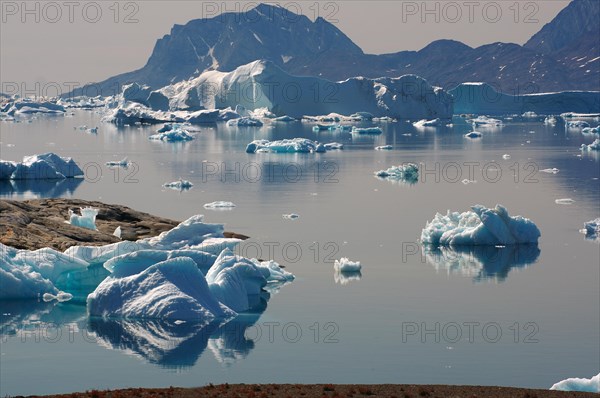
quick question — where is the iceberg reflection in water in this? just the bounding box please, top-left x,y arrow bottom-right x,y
423,244 -> 541,282
0,178 -> 83,198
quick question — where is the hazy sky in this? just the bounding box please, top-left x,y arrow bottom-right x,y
0,1 -> 570,91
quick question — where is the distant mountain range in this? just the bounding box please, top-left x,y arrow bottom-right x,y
73,0 -> 599,97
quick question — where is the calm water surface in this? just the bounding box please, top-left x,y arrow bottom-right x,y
0,110 -> 598,395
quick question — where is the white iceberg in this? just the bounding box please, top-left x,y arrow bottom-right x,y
581,138 -> 600,151
105,157 -> 130,167
375,164 -> 419,184
246,138 -> 328,154
87,257 -> 236,321
550,373 -> 599,393
555,198 -> 575,205
149,127 -> 195,142
375,145 -> 393,150
413,118 -> 450,127
582,126 -> 600,134
421,205 -> 541,246
1,153 -> 83,180
567,120 -> 590,128
204,201 -> 236,209
351,126 -> 383,135
226,117 -> 263,127
68,207 -> 99,230
522,111 -> 538,118
2,99 -> 65,116
470,116 -> 503,127
334,257 -> 362,273
540,168 -> 560,174
324,142 -> 343,150
502,154 -> 511,160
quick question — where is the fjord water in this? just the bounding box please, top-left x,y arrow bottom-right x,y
1,111 -> 598,395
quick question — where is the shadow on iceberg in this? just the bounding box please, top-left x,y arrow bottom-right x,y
0,178 -> 83,198
423,244 -> 540,283
87,293 -> 271,369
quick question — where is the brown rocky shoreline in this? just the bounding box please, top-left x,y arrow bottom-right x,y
20,384 -> 597,398
0,199 -> 247,251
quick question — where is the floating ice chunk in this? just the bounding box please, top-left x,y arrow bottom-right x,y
227,117 -> 263,127
246,138 -> 328,154
555,198 -> 575,205
204,201 -> 236,210
550,373 -> 599,392
470,116 -> 503,127
583,218 -> 600,240
421,204 -> 541,246
42,291 -> 73,302
502,154 -> 511,160
351,126 -> 383,135
462,179 -> 477,185
68,207 -> 99,230
272,115 -> 296,122
283,213 -> 300,220
149,126 -> 195,142
324,142 -> 343,150
350,112 -> 374,121
334,257 -> 362,273
582,126 -> 600,134
413,118 -> 449,127
375,164 -> 419,184
540,168 -> 559,174
544,116 -> 562,126
567,120 -> 590,128
87,257 -> 236,321
581,138 -> 600,151
375,145 -> 393,150
113,226 -> 122,239
312,123 -> 338,131
464,131 -> 482,139
164,179 -> 193,190
105,157 -> 130,167
2,153 -> 83,180
522,111 -> 537,118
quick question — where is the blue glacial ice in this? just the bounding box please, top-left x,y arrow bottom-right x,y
1,153 -> 83,180
583,218 -> 600,240
550,373 -> 599,393
68,207 -> 99,230
421,205 -> 541,246
149,126 -> 195,142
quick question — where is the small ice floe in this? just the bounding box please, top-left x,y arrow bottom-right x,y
470,116 -> 503,127
375,164 -> 419,184
105,157 -> 130,167
227,117 -> 263,127
283,213 -> 300,220
324,142 -> 344,150
375,145 -> 393,150
88,127 -> 98,134
581,138 -> 600,151
461,179 -> 477,185
555,198 -> 575,205
464,131 -> 482,139
351,126 -> 383,135
550,373 -> 599,393
68,207 -> 98,230
567,120 -> 590,128
163,179 -> 193,191
42,291 -> 73,302
334,257 -> 362,273
413,118 -> 450,127
540,168 -> 560,174
544,116 -> 562,126
502,154 -> 511,160
203,201 -> 236,210
113,226 -> 122,239
582,218 -> 600,240
522,111 -> 538,118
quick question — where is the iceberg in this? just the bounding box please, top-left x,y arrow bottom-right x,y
164,179 -> 193,190
105,157 -> 130,167
522,111 -> 538,118
1,153 -> 83,180
375,145 -> 393,150
2,99 -> 65,116
464,131 -> 483,139
582,126 -> 600,134
470,116 -> 503,127
567,120 -> 590,128
544,116 -> 562,126
334,257 -> 362,273
581,138 -> 600,151
502,154 -> 512,160
149,126 -> 195,142
246,138 -> 330,154
540,168 -> 560,174
226,117 -> 263,127
375,164 -> 419,184
421,205 -> 541,246
583,218 -> 600,240
451,83 -> 600,115
352,126 -> 383,135
68,207 -> 99,230
283,213 -> 300,220
550,373 -> 599,393
555,198 -> 575,205
204,201 -> 236,209
324,142 -> 344,150
413,118 -> 450,127
87,257 -> 236,321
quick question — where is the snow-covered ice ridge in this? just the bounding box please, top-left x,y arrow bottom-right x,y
421,205 -> 541,246
0,153 -> 83,180
1,215 -> 294,321
450,83 -> 600,115
104,60 -> 453,123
